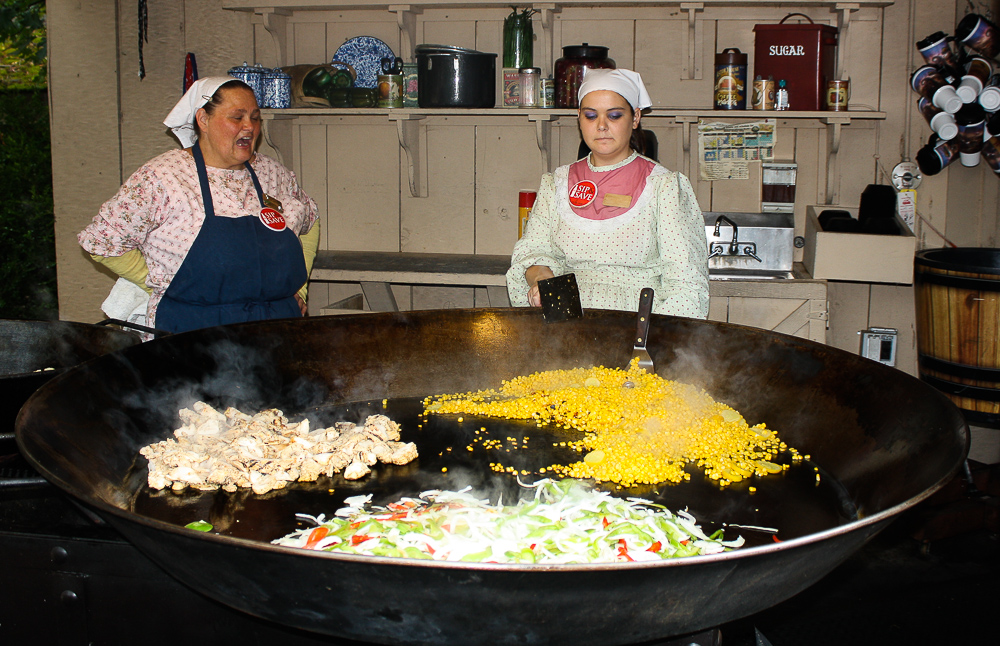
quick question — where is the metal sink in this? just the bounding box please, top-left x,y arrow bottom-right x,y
705,211 -> 794,276
709,268 -> 795,281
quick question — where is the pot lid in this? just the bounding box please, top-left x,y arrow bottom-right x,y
416,44 -> 494,55
561,43 -> 610,58
229,61 -> 265,75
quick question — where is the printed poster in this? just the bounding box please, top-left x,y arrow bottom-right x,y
698,120 -> 776,181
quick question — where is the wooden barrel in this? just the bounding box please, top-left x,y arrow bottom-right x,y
915,248 -> 1000,427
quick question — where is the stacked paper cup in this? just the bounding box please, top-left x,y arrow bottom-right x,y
914,16 -> 1000,175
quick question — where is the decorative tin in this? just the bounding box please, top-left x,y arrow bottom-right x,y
825,79 -> 849,111
502,68 -> 521,107
540,77 -> 555,108
713,48 -> 747,110
377,73 -> 404,108
402,63 -> 419,107
751,76 -> 775,110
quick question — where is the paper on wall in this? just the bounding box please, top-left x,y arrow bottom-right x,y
698,120 -> 776,181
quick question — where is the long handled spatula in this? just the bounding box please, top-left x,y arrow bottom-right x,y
631,288 -> 655,372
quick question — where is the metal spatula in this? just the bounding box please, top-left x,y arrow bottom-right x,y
538,273 -> 584,323
631,288 -> 655,372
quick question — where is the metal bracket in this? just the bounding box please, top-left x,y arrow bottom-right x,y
389,114 -> 427,198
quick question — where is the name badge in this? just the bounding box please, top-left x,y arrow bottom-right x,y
263,193 -> 284,213
602,193 -> 632,208
568,180 -> 598,208
259,207 -> 286,231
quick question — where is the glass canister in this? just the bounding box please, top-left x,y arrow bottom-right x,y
519,67 -> 541,107
228,61 -> 267,106
554,44 -> 615,108
262,67 -> 291,108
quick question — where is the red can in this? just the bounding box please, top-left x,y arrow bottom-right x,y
518,191 -> 537,238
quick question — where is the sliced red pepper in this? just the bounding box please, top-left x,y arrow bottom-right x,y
426,544 -> 436,555
647,541 -> 662,552
772,534 -> 782,543
530,544 -> 536,550
377,512 -> 411,521
304,526 -> 329,549
616,538 -> 634,561
680,540 -> 690,545
351,534 -> 372,545
602,516 -> 610,529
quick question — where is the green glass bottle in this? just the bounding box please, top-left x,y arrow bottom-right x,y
503,7 -> 538,69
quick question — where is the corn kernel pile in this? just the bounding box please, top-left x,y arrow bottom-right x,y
423,362 -> 802,488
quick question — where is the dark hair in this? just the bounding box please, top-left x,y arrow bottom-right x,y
629,112 -> 647,157
194,80 -> 255,135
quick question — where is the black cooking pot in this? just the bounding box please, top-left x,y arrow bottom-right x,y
1,319 -> 140,441
416,44 -> 497,108
15,309 -> 967,645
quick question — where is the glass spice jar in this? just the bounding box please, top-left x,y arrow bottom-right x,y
519,67 -> 541,107
554,44 -> 615,108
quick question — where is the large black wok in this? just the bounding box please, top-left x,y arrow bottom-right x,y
16,309 -> 967,645
1,319 -> 139,440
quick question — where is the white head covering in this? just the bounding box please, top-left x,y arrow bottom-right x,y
577,68 -> 653,111
163,76 -> 241,148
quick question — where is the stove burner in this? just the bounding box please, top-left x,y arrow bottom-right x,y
0,451 -> 48,490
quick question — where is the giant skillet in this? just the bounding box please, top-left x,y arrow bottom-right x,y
15,308 -> 967,645
1,319 -> 139,441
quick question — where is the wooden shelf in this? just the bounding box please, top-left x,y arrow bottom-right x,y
263,107 -> 886,120
265,107 -> 884,197
226,0 -> 892,10
311,250 -> 513,310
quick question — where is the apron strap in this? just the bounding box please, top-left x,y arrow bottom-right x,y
192,143 -> 266,218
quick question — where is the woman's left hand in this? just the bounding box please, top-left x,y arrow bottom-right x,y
525,265 -> 555,307
295,294 -> 308,316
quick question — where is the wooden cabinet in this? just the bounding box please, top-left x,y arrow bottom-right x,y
709,272 -> 828,342
226,0 -> 887,325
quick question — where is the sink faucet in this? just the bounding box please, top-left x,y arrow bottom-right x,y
713,215 -> 739,254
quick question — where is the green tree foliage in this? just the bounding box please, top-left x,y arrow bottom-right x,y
1,0 -> 46,89
0,1 -> 55,319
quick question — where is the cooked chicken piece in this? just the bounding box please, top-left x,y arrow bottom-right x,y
364,414 -> 401,441
140,403 -> 417,493
388,442 -> 419,465
343,459 -> 371,480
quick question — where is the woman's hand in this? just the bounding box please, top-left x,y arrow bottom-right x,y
295,294 -> 308,316
525,265 -> 555,307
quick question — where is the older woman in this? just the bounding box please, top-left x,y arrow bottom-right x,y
506,68 -> 709,318
79,76 -> 320,334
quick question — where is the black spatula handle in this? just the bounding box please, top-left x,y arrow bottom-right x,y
634,288 -> 654,348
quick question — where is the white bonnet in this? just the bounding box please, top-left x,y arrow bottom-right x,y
163,76 -> 241,148
577,68 -> 653,110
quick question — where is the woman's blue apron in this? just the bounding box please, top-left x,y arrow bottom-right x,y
156,144 -> 307,334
